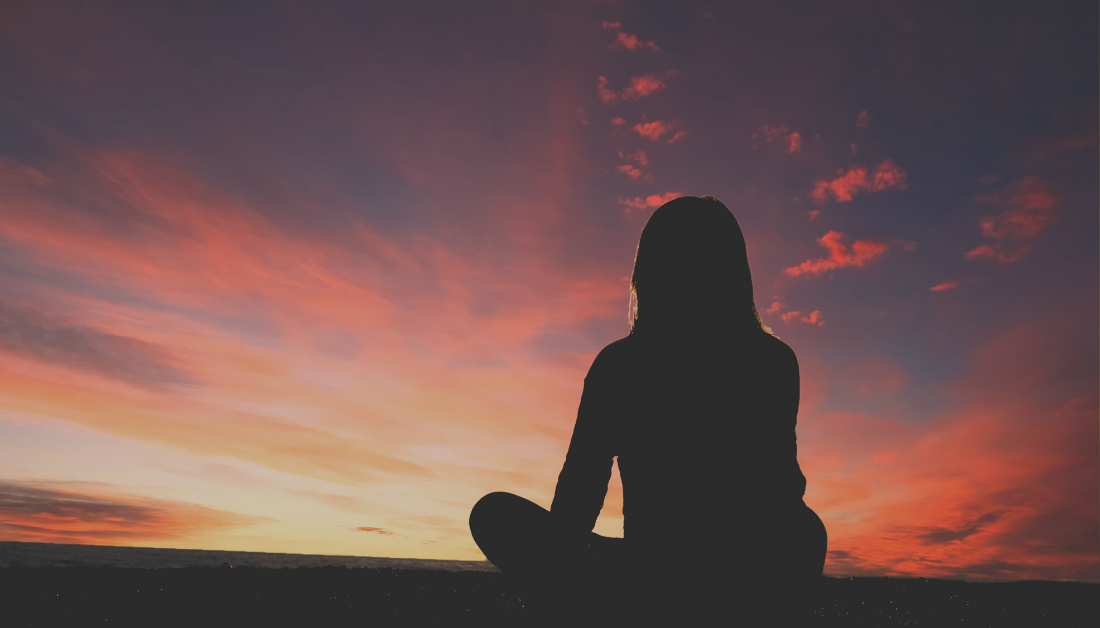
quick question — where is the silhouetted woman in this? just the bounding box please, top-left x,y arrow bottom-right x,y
470,196 -> 827,623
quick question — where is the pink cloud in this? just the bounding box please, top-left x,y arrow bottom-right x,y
0,480 -> 269,545
801,310 -> 824,326
930,280 -> 960,292
666,130 -> 687,144
856,110 -> 870,128
965,244 -> 1031,263
784,231 -> 889,277
788,132 -> 802,153
764,301 -> 783,315
966,177 -> 1058,264
780,310 -> 824,326
597,76 -> 617,104
751,125 -> 801,153
618,191 -> 684,212
355,526 -> 395,535
576,108 -> 588,126
633,119 -> 670,141
611,31 -> 661,52
752,125 -> 791,143
611,117 -> 625,126
601,21 -> 620,30
0,158 -> 51,187
618,150 -> 648,165
808,209 -> 820,220
620,73 -> 666,100
617,164 -> 642,180
808,159 -> 908,203
979,176 -> 1058,240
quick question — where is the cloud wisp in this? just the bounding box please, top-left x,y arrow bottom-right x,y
0,303 -> 199,389
809,160 -> 908,203
784,231 -> 889,277
966,177 -> 1059,264
0,480 -> 269,545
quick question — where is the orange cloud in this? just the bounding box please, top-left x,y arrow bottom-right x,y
764,301 -> 783,314
0,158 -> 50,187
784,231 -> 889,277
597,76 -> 617,104
0,302 -> 198,389
801,310 -> 823,326
632,118 -> 682,143
752,125 -> 802,153
979,176 -> 1058,240
788,132 -> 802,153
617,164 -> 642,180
780,310 -> 824,326
611,31 -> 660,52
966,176 -> 1058,264
620,73 -> 666,100
751,124 -> 802,153
930,280 -> 960,292
0,480 -> 269,545
617,191 -> 684,213
808,159 -> 907,203
355,526 -> 395,535
618,150 -> 648,165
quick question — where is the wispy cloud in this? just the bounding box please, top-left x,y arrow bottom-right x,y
751,125 -> 801,153
621,72 -> 667,100
618,191 -> 684,213
966,176 -> 1058,264
598,72 -> 675,104
809,159 -> 907,203
616,164 -> 642,179
355,526 -> 395,535
0,480 -> 269,545
784,231 -> 889,277
0,302 -> 199,389
0,158 -> 50,187
597,76 -> 617,104
610,31 -> 660,52
930,280 -> 960,292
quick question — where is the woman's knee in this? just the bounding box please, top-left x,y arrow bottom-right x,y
470,492 -> 513,540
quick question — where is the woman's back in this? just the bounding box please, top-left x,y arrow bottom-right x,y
551,329 -> 808,560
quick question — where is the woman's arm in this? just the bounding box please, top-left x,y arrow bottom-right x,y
549,347 -> 618,537
780,342 -> 808,502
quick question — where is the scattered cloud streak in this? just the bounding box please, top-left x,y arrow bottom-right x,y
0,480 -> 269,545
0,302 -> 199,389
809,160 -> 908,203
966,177 -> 1059,263
784,231 -> 889,277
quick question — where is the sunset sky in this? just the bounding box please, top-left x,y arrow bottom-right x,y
0,1 -> 1096,580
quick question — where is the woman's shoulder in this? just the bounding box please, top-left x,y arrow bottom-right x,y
755,331 -> 799,374
589,335 -> 637,372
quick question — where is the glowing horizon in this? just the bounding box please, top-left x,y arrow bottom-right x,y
0,2 -> 1096,580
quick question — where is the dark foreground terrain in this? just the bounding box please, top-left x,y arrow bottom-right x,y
1,565 -> 1095,627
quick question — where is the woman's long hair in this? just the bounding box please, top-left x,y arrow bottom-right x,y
628,195 -> 773,337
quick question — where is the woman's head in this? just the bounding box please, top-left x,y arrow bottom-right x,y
628,195 -> 772,336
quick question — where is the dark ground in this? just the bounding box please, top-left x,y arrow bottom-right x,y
1,566 -> 1095,627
